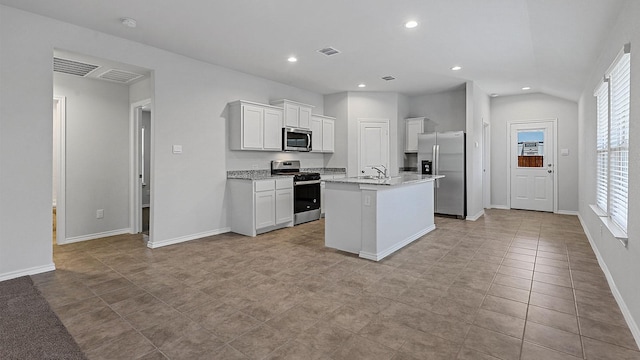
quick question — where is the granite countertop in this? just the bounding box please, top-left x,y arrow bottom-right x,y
227,167 -> 346,180
226,170 -> 291,180
324,173 -> 444,186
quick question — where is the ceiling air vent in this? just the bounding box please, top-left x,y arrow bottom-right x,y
53,57 -> 99,77
97,69 -> 143,83
382,76 -> 396,81
318,47 -> 340,56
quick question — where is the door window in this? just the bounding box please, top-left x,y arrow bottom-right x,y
517,130 -> 544,168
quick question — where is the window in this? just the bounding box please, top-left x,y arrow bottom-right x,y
594,44 -> 630,239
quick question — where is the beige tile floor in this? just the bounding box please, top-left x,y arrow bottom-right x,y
32,209 -> 640,360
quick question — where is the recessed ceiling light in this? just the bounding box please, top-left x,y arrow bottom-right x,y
451,66 -> 462,71
405,20 -> 418,29
490,93 -> 499,97
287,56 -> 298,63
120,17 -> 137,28
358,83 -> 366,88
522,86 -> 531,90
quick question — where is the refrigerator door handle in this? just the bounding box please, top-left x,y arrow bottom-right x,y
435,145 -> 440,188
432,145 -> 437,174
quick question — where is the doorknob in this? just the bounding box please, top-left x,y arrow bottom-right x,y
548,170 -> 552,173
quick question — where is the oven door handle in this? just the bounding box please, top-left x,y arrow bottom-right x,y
294,180 -> 321,186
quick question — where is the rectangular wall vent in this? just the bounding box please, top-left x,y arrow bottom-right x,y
97,69 -> 143,83
318,47 -> 340,56
53,57 -> 99,77
382,76 -> 396,81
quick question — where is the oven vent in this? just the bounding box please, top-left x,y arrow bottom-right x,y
318,47 -> 340,56
97,69 -> 144,83
53,57 -> 99,77
382,76 -> 396,81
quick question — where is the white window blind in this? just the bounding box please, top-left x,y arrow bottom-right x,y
595,82 -> 609,213
607,52 -> 630,232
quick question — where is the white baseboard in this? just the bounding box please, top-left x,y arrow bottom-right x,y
466,210 -> 485,221
359,224 -> 436,261
0,263 -> 56,282
147,227 -> 231,249
59,228 -> 131,245
577,213 -> 640,349
490,205 -> 510,210
556,210 -> 579,216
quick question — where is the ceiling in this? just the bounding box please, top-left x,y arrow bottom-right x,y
1,0 -> 626,100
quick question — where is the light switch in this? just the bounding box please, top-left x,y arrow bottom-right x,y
561,148 -> 569,156
172,145 -> 183,154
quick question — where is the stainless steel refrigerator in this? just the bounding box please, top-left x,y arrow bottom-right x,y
417,131 -> 466,218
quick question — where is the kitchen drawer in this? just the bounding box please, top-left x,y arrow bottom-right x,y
255,179 -> 275,192
276,177 -> 293,189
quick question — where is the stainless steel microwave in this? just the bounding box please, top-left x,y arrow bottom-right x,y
282,127 -> 312,152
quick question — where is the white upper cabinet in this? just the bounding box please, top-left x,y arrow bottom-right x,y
322,117 -> 335,153
228,100 -> 283,151
310,114 -> 335,153
263,107 -> 283,150
310,116 -> 323,153
405,117 -> 426,153
270,99 -> 314,130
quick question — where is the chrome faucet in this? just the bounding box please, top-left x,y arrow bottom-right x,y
370,165 -> 388,178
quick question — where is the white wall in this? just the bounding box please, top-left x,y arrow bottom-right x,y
578,0 -> 640,345
0,5 -> 331,278
466,82 -> 490,220
490,93 -> 579,212
54,73 -> 130,240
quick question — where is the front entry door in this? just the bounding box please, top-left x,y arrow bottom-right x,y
510,121 -> 554,212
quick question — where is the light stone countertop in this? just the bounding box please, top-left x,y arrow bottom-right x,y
324,173 -> 444,186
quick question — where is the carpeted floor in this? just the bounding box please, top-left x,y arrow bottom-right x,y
0,276 -> 86,359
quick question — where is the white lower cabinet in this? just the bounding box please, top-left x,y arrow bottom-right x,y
275,188 -> 294,224
255,190 -> 276,229
229,177 -> 294,236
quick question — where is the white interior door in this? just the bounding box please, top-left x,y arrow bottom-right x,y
358,119 -> 389,176
510,121 -> 554,212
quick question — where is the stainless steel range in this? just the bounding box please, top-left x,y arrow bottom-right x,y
271,160 -> 321,225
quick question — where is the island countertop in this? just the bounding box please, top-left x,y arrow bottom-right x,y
323,173 -> 444,186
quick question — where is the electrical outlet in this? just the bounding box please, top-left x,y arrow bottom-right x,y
96,209 -> 104,219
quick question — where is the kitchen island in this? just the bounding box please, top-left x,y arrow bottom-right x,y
324,174 -> 444,261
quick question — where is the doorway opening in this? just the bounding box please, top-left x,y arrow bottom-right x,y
507,119 -> 557,212
131,100 -> 152,239
53,96 -> 66,244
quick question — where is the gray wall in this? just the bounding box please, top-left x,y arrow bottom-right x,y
490,93 -> 579,212
466,82 -> 490,219
578,0 -> 640,343
407,88 -> 467,132
0,4 -> 330,277
324,92 -> 349,170
53,73 -> 130,239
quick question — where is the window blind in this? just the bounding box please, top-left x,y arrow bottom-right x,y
595,82 -> 609,213
607,52 -> 630,232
